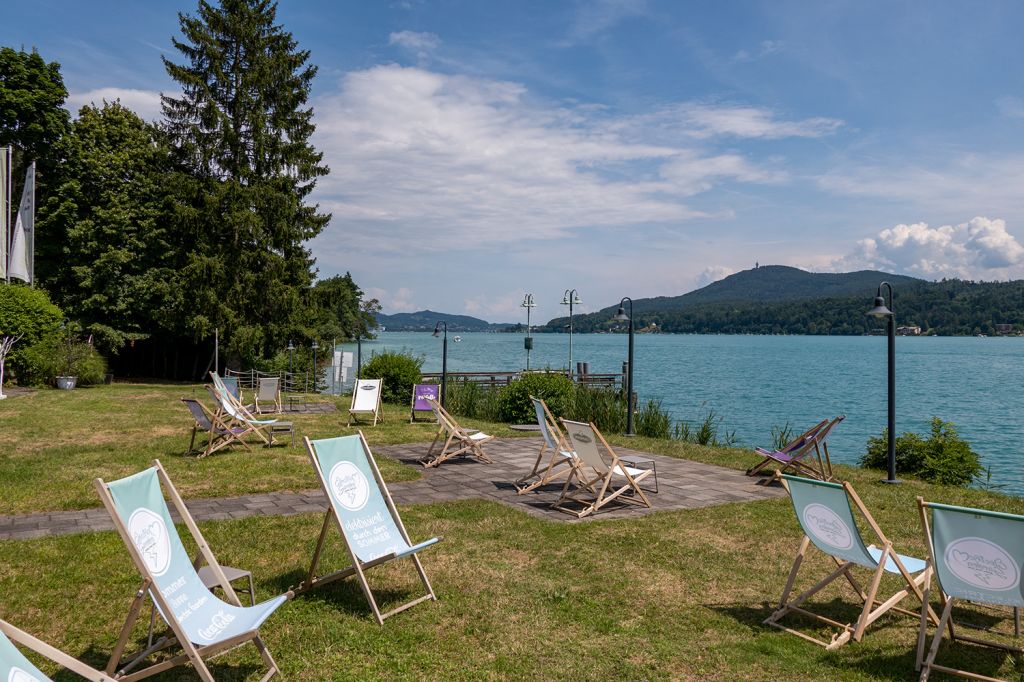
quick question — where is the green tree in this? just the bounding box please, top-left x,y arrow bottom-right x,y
162,0 -> 330,364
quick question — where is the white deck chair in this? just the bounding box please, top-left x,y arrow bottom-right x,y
552,420 -> 652,518
348,379 -> 384,426
515,396 -> 578,494
254,377 -> 282,414
294,433 -> 440,623
1,617 -> 116,681
421,397 -> 494,467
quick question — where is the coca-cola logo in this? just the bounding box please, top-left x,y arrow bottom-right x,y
802,503 -> 854,550
197,609 -> 237,641
945,537 -> 1019,590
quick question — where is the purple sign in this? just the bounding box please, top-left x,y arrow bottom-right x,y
413,384 -> 439,410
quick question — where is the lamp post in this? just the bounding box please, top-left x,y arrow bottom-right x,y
521,293 -> 536,370
561,289 -> 581,377
866,282 -> 898,484
287,339 -> 295,377
612,297 -> 635,436
311,340 -> 319,393
432,321 -> 448,409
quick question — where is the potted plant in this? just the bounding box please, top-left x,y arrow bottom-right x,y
55,320 -> 77,390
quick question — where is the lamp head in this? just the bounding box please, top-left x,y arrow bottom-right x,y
612,306 -> 629,322
432,321 -> 442,337
866,296 -> 893,318
311,340 -> 319,350
287,340 -> 295,351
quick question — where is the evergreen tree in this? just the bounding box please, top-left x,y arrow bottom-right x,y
162,0 -> 330,363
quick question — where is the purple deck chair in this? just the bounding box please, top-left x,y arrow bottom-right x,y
747,415 -> 844,481
410,384 -> 440,423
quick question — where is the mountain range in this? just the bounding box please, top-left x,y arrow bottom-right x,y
373,309 -> 514,332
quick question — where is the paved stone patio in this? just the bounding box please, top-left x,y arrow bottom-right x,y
0,437 -> 783,540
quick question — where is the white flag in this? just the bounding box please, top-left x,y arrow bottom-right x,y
8,163 -> 33,283
0,147 -> 8,281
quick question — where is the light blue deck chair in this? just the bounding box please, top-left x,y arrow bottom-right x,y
916,499 -> 1024,681
294,433 -> 440,624
1,617 -> 116,681
515,396 -> 578,495
220,375 -> 241,402
766,474 -> 937,650
94,461 -> 290,681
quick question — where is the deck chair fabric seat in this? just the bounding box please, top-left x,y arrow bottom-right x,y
347,379 -> 384,426
95,462 -> 288,681
422,398 -> 494,467
181,397 -> 249,458
1,618 -> 116,682
410,384 -> 440,423
766,474 -> 936,650
254,377 -> 282,415
515,397 -> 578,495
552,420 -> 652,519
747,419 -> 829,477
208,375 -> 292,446
295,433 -> 440,624
748,416 -> 844,481
916,499 -> 1024,682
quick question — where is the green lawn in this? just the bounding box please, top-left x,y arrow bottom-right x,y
2,384 -> 1024,680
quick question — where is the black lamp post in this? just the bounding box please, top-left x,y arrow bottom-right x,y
612,297 -> 635,436
311,340 -> 319,393
287,339 -> 295,376
432,321 -> 448,409
562,289 -> 581,377
521,293 -> 536,370
867,282 -> 899,484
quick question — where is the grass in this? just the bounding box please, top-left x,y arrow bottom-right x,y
2,383 -> 1024,680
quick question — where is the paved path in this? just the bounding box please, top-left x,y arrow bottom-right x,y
0,438 -> 783,540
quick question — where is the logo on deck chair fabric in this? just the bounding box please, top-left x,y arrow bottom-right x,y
945,537 -> 1019,590
360,384 -> 377,392
329,461 -> 370,511
9,667 -> 42,682
802,503 -> 854,550
572,432 -> 592,444
128,508 -> 172,576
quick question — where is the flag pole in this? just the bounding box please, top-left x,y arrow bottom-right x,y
3,146 -> 9,284
28,160 -> 34,287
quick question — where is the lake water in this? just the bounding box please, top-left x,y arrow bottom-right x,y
336,332 -> 1024,495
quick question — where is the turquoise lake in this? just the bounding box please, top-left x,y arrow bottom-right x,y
337,332 -> 1023,495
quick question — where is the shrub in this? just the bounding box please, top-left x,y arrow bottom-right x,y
15,337 -> 107,386
860,417 -> 982,487
497,372 -> 574,423
0,285 -> 64,381
360,350 -> 423,403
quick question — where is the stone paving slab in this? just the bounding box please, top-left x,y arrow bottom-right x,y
0,438 -> 784,540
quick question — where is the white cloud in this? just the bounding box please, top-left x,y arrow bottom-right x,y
564,0 -> 648,43
66,87 -> 164,121
733,39 -> 786,62
463,290 -> 529,321
365,286 -> 414,312
833,217 -> 1024,279
671,103 -> 842,139
388,30 -> 440,59
695,265 -> 735,288
310,65 -> 807,253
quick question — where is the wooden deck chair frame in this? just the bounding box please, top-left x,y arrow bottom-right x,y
756,416 -> 844,482
94,460 -> 287,682
765,474 -> 938,650
182,397 -> 250,458
409,383 -> 440,423
293,433 -> 440,624
515,396 -> 579,495
551,420 -> 652,519
421,397 -> 494,467
347,378 -> 384,426
915,497 -> 1024,682
746,418 -> 830,477
205,384 -> 272,447
0,617 -> 117,681
254,377 -> 282,415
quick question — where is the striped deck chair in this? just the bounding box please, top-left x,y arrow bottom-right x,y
916,498 -> 1024,681
181,397 -> 249,458
348,379 -> 384,426
294,433 -> 440,623
421,397 -> 493,467
750,416 -> 845,482
552,420 -> 652,519
410,384 -> 439,423
747,418 -> 829,477
1,617 -> 116,681
766,474 -> 937,650
94,461 -> 289,681
515,396 -> 578,495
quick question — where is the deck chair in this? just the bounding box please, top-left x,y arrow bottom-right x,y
254,377 -> 282,415
515,396 -> 578,494
410,384 -> 439,423
747,418 -> 829,477
915,499 -> 1024,681
94,461 -> 289,681
421,397 -> 493,468
1,617 -> 116,681
749,416 -> 845,481
294,433 -> 440,623
209,373 -> 293,446
348,379 -> 384,426
552,420 -> 652,518
181,397 -> 249,458
765,474 -> 937,650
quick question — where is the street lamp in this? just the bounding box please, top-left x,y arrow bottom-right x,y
521,293 -> 536,370
561,289 -> 581,377
866,282 -> 898,484
311,340 -> 319,393
432,321 -> 448,409
287,339 -> 295,377
612,297 -> 635,436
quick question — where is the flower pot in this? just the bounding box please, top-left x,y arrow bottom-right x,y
56,376 -> 77,390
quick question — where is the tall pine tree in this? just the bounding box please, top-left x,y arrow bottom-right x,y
162,0 -> 330,364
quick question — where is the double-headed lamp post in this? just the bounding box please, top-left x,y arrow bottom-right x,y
522,293 -> 536,370
287,339 -> 295,376
561,289 -> 581,377
612,297 -> 635,436
432,321 -> 448,409
311,340 -> 319,393
866,281 -> 899,484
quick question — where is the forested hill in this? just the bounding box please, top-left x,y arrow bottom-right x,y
374,310 -> 513,332
540,267 -> 1024,336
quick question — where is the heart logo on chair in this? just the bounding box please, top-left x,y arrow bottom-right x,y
9,667 -> 42,682
128,508 -> 172,577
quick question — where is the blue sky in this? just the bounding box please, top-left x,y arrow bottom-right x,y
5,1 -> 1024,322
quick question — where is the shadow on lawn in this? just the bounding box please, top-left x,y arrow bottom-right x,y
269,567 -> 422,621
56,642 -> 264,682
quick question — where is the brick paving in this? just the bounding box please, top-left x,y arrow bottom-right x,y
0,438 -> 783,540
